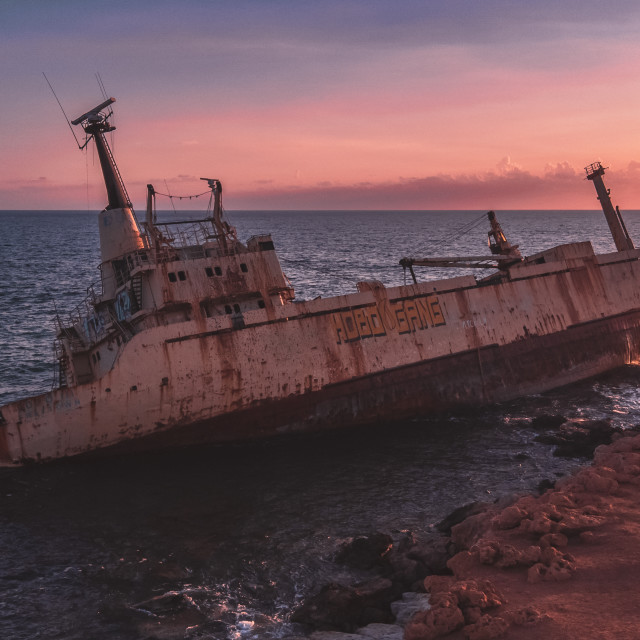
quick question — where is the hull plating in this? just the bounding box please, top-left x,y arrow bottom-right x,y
2,246 -> 640,465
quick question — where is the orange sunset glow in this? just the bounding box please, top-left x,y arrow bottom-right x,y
1,1 -> 640,211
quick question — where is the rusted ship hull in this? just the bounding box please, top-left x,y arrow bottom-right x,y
2,242 -> 640,464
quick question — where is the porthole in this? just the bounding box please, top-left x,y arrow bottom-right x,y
168,272 -> 177,283
240,263 -> 248,273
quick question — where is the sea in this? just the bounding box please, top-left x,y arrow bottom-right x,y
2,209 -> 640,640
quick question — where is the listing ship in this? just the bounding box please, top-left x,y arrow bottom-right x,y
1,98 -> 640,465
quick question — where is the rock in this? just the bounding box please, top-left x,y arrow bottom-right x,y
536,478 -> 556,494
405,535 -> 452,576
390,592 -> 431,625
507,606 -> 545,626
535,419 -> 621,459
336,534 -> 393,571
449,579 -> 504,610
291,578 -> 394,632
462,614 -> 509,640
357,622 -> 404,638
539,532 -> 568,548
527,552 -> 575,583
530,414 -> 567,430
404,597 -> 465,640
450,510 -> 496,552
493,505 -> 527,530
437,502 -> 491,536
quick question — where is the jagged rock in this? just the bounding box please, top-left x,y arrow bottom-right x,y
493,505 -> 527,530
539,532 -> 568,548
448,580 -> 504,610
507,606 -> 546,626
336,533 -> 393,571
527,551 -> 575,583
534,419 -> 620,458
291,578 -> 394,632
462,613 -> 509,640
390,592 -> 431,625
406,535 -> 452,575
437,502 -> 491,536
404,597 -> 465,640
471,539 -> 541,568
450,510 -> 496,552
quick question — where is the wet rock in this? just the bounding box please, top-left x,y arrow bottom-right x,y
530,414 -> 567,430
404,596 -> 465,640
534,419 -> 620,458
437,502 -> 491,536
291,577 -> 394,632
336,534 -> 393,571
450,509 -> 496,552
390,592 -> 431,625
536,478 -> 556,494
384,534 -> 452,590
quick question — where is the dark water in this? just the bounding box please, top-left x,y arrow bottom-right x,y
2,209 -> 640,639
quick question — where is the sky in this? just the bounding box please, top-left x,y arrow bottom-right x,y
1,0 -> 640,210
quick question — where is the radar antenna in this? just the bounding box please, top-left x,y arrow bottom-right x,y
71,98 -> 132,211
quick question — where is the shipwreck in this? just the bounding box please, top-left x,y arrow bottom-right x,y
1,98 -> 639,465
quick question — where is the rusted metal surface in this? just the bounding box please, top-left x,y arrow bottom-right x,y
3,242 -> 640,465
3,100 -> 640,465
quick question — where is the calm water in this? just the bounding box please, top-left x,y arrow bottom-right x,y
1,209 -> 640,639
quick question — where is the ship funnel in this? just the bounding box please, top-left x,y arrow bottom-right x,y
72,98 -> 145,263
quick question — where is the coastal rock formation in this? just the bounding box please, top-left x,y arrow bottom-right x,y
403,431 -> 640,639
291,577 -> 395,631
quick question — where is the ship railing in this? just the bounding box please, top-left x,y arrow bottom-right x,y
154,219 -> 218,248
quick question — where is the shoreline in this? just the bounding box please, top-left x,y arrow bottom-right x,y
294,427 -> 640,640
405,431 -> 640,640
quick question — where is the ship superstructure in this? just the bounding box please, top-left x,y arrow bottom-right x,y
57,99 -> 293,391
1,99 -> 640,465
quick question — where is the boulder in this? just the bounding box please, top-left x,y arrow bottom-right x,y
534,419 -> 621,458
336,534 -> 393,571
404,597 -> 465,640
462,614 -> 509,640
291,578 -> 394,632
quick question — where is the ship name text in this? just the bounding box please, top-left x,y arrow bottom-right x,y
331,295 -> 446,344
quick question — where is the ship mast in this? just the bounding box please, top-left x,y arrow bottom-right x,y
71,98 -> 145,269
585,162 -> 634,252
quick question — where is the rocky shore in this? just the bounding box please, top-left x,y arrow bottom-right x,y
290,422 -> 640,640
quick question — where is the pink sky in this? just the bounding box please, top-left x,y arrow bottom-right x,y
1,1 -> 640,210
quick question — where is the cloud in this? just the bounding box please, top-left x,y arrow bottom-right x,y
226,160 -> 640,210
